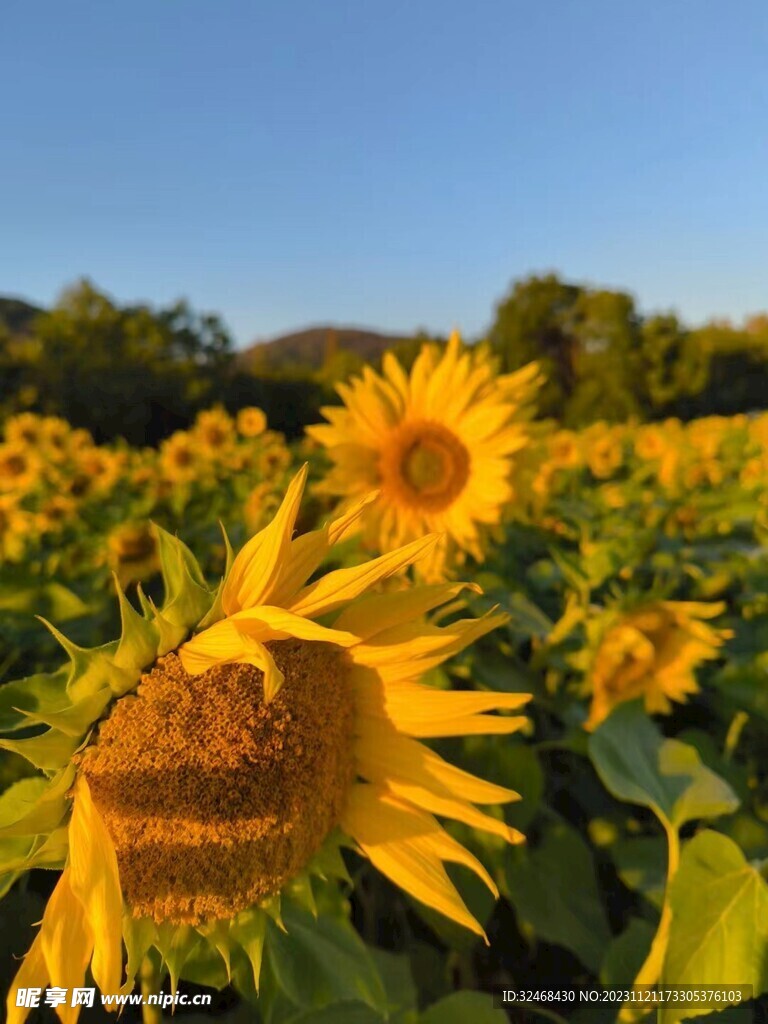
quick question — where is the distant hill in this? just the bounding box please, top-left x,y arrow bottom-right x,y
238,326 -> 406,373
0,297 -> 43,336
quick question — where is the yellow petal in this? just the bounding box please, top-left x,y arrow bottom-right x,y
289,534 -> 441,619
334,582 -> 480,639
269,492 -> 379,607
178,624 -> 286,700
7,931 -> 48,1024
353,672 -> 530,737
385,778 -> 524,844
355,718 -> 518,805
342,784 -> 485,938
222,464 -> 308,614
39,868 -> 93,1023
228,606 -> 359,647
68,776 -> 123,996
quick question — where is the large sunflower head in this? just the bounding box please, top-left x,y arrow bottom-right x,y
3,466 -> 529,1021
307,332 -> 542,580
581,599 -> 732,730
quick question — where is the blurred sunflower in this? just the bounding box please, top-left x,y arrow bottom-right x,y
0,442 -> 42,495
193,407 -> 236,456
237,406 -> 268,438
107,521 -> 160,587
0,494 -> 35,560
159,430 -> 199,484
3,412 -> 44,447
581,600 -> 732,729
307,332 -> 542,579
5,466 -> 529,1021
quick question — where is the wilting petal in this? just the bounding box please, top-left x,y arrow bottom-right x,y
68,776 -> 123,996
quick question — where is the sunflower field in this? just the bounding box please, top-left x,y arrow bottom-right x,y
1,337 -> 767,1024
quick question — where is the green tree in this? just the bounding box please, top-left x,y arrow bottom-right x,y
488,274 -> 583,416
28,279 -> 233,443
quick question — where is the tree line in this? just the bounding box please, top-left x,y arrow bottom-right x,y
1,275 -> 766,445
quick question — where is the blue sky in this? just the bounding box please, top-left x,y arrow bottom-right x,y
1,0 -> 767,347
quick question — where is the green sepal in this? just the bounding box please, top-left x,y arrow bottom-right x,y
284,873 -> 317,917
0,764 -> 74,838
155,921 -> 196,993
0,777 -> 48,828
0,729 -> 84,773
196,919 -> 232,981
136,584 -> 154,619
121,914 -> 157,996
309,831 -> 352,885
153,524 -> 214,630
261,893 -> 285,931
0,669 -> 69,734
0,825 -> 69,879
195,522 -> 235,631
179,936 -> 230,991
15,688 -> 111,738
38,621 -> 135,700
113,577 -> 161,675
229,907 -> 267,993
148,601 -> 188,658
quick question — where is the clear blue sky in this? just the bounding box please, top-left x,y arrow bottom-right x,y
2,0 -> 767,347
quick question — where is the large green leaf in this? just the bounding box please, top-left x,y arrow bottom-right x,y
504,818 -> 610,972
266,905 -> 388,1014
663,830 -> 768,1020
588,702 -> 739,830
420,991 -> 506,1024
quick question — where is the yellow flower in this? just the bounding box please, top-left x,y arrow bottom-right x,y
237,406 -> 268,437
5,467 -> 529,1020
0,494 -> 35,560
107,521 -> 160,586
583,425 -> 624,479
36,495 -> 78,534
634,425 -> 668,461
159,430 -> 199,483
548,429 -> 581,469
307,332 -> 542,579
3,412 -> 44,447
193,407 -> 236,456
0,442 -> 42,495
585,601 -> 731,730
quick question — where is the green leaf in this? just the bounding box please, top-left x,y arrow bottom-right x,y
266,904 -> 388,1014
420,991 -> 507,1024
281,1003 -> 385,1024
600,918 -> 655,989
504,818 -> 610,972
663,830 -> 768,1019
368,947 -> 418,1019
588,702 -> 739,830
609,837 -> 667,909
0,582 -> 89,620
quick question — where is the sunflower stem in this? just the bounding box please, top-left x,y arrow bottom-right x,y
140,955 -> 164,1024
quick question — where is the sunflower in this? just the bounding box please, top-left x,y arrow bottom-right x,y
159,431 -> 199,484
0,442 -> 42,496
307,333 -> 542,580
237,406 -> 268,438
582,600 -> 732,730
193,407 -> 237,456
4,466 -> 529,1021
107,521 -> 160,587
